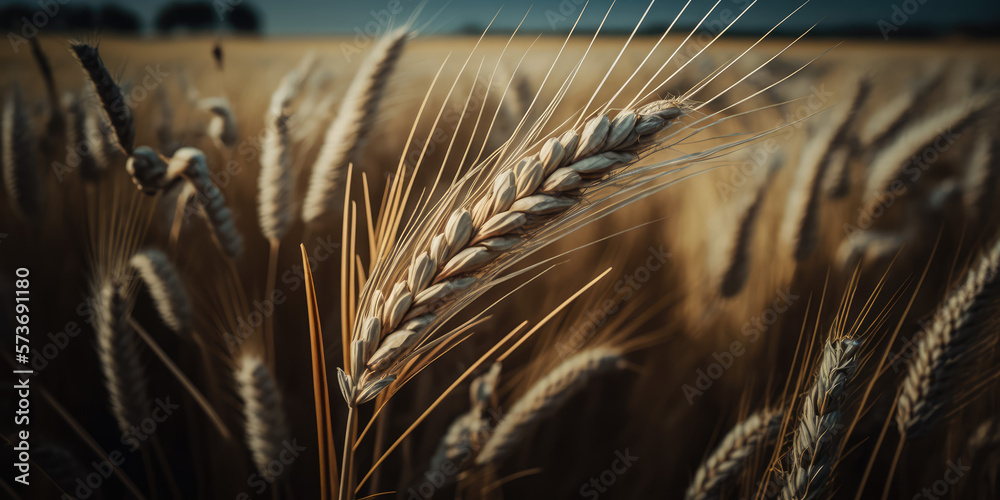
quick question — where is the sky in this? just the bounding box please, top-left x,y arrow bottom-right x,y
3,0 -> 999,35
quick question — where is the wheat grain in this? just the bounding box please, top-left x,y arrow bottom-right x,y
342,100 -> 688,405
686,409 -> 784,500
474,348 -> 624,466
237,355 -> 290,481
302,27 -> 410,224
780,338 -> 859,500
896,237 -> 1000,438
2,84 -> 42,218
129,249 -> 192,334
69,42 -> 134,154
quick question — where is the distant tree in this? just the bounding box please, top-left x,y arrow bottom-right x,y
97,5 -> 141,33
57,6 -> 97,31
155,2 -> 218,33
0,5 -> 33,32
226,3 -> 261,34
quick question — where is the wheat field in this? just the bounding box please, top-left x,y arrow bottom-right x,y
2,6 -> 1000,500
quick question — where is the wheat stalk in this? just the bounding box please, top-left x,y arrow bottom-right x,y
155,87 -> 176,155
302,27 -> 410,224
685,409 -> 784,500
69,42 -> 134,155
896,237 -> 1000,438
237,355 -> 291,482
780,338 -> 859,500
342,99 -> 688,405
129,249 -> 192,334
474,347 -> 624,466
2,84 -> 43,218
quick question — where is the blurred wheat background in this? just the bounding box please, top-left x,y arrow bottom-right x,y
2,1 -> 1000,499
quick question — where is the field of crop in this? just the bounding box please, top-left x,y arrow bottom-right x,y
2,20 -> 1000,500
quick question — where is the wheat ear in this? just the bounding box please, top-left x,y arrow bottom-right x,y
896,237 -> 1000,438
685,409 -> 784,500
237,355 -> 290,481
856,70 -> 942,150
864,94 -> 991,206
177,148 -> 244,258
94,278 -> 151,435
474,348 -> 624,466
782,78 -> 867,261
130,146 -> 244,258
64,90 -> 106,182
344,99 -> 688,405
961,131 -> 996,219
198,97 -> 238,149
780,338 -> 859,500
429,363 -> 502,475
129,249 -> 192,334
69,42 -> 134,155
2,85 -> 42,218
301,27 -> 410,224
835,230 -> 906,272
822,76 -> 871,198
29,37 -> 64,146
258,57 -> 313,241
720,157 -> 781,297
